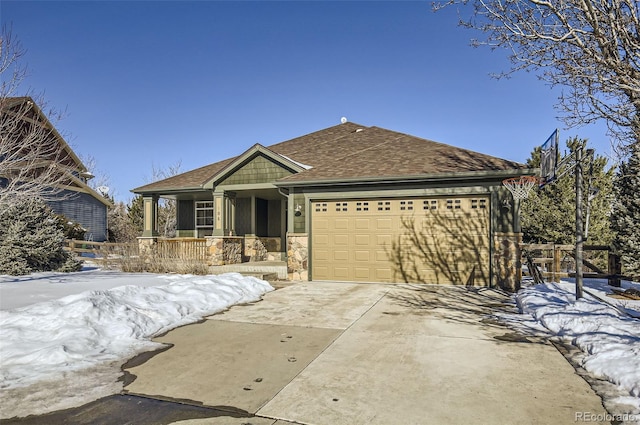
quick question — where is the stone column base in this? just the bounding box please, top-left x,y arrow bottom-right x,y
287,233 -> 308,281
206,236 -> 243,265
493,232 -> 522,292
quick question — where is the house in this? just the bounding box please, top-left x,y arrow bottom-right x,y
1,97 -> 110,241
132,122 -> 532,290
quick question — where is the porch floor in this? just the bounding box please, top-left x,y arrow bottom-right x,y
208,261 -> 287,280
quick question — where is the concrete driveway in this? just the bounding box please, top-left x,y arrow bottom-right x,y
124,282 -> 608,425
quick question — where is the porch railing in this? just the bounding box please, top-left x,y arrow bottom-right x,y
156,238 -> 208,261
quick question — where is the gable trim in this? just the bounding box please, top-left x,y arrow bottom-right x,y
202,144 -> 306,189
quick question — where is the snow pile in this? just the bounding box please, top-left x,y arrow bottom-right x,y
0,272 -> 273,418
504,281 -> 640,416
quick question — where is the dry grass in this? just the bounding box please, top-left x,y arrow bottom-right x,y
99,244 -> 210,275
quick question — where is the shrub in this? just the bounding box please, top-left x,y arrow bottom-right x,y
0,197 -> 82,275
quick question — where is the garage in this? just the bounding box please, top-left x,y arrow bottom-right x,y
311,196 -> 490,284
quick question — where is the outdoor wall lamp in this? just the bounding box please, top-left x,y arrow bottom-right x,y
295,204 -> 303,216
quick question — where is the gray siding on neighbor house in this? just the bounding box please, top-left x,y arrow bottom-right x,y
48,190 -> 108,241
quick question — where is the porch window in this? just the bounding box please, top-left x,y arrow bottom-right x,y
195,201 -> 214,228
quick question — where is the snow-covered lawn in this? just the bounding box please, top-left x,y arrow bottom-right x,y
0,267 -> 273,419
498,278 -> 640,421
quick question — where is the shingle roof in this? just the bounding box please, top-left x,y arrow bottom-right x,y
132,123 -> 527,193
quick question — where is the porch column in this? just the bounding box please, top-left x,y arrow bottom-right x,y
213,192 -> 224,236
224,192 -> 236,235
141,195 -> 159,237
250,195 -> 256,235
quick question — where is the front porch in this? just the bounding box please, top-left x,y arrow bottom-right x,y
134,144 -> 314,280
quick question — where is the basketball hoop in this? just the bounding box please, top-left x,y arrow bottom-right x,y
502,176 -> 540,200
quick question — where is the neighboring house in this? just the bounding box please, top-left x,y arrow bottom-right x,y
132,122 -> 532,289
1,97 -> 110,241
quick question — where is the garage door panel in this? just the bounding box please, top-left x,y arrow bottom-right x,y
355,219 -> 370,230
333,234 -> 349,246
333,250 -> 349,261
314,266 -> 329,280
354,268 -> 370,279
333,267 -> 349,279
375,218 -> 393,230
333,219 -> 349,230
314,249 -> 329,261
312,196 -> 490,285
314,234 -> 329,245
355,234 -> 370,246
354,250 -> 369,262
375,268 -> 392,281
314,218 -> 329,230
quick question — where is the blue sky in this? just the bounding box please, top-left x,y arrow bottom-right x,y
2,0 -> 612,201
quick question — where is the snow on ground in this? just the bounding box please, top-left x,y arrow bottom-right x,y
0,267 -> 273,419
2,266 -> 640,422
498,278 -> 640,422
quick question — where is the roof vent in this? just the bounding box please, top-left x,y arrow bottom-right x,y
340,117 -> 347,124
355,128 -> 363,133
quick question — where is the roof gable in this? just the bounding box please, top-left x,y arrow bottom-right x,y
206,144 -> 302,188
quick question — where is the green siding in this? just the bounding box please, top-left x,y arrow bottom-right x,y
235,198 -> 251,235
219,155 -> 293,186
293,193 -> 306,233
267,199 -> 281,237
177,200 -> 195,230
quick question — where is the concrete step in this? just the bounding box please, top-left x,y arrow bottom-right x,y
208,261 -> 287,280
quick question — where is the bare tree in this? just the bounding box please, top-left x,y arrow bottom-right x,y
1,28 -> 77,205
435,0 -> 640,153
147,160 -> 182,238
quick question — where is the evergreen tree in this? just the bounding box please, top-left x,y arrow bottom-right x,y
0,197 -> 82,275
611,145 -> 640,280
521,138 -> 614,245
53,214 -> 86,240
128,195 -> 144,236
107,201 -> 137,242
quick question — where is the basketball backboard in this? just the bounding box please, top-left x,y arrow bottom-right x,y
540,129 -> 559,186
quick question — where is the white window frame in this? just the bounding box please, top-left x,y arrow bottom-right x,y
195,201 -> 214,228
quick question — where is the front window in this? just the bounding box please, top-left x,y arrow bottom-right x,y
195,201 -> 214,227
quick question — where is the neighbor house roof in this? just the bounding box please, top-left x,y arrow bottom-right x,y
132,123 -> 528,193
2,97 -> 112,207
2,97 -> 88,172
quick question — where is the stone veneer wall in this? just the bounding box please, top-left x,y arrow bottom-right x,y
244,236 -> 282,262
493,232 -> 522,292
206,236 -> 243,265
287,233 -> 308,281
137,237 -> 157,258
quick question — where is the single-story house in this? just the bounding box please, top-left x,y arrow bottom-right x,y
132,122 -> 532,290
1,97 -> 110,241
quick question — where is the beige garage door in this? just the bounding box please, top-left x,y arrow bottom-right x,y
311,196 -> 490,284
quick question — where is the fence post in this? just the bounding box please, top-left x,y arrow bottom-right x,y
553,245 -> 561,283
608,252 -> 622,287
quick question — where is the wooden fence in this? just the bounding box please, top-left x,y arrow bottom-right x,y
65,239 -> 138,258
521,243 -> 624,286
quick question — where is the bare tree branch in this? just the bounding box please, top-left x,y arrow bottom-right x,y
435,0 -> 640,153
1,28 -> 82,206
